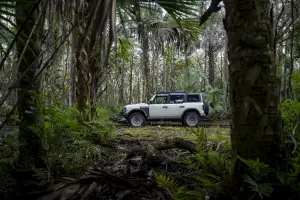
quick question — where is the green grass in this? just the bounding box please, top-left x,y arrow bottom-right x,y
117,126 -> 230,143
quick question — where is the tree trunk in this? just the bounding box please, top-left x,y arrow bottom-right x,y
141,26 -> 150,100
162,42 -> 167,91
184,43 -> 190,91
288,0 -> 295,100
129,54 -> 134,104
208,41 -> 215,87
223,48 -> 229,112
203,43 -> 207,91
75,45 -> 90,112
222,0 -> 286,197
73,2 -> 91,113
137,67 -> 141,103
16,1 -> 45,168
119,60 -> 125,104
170,46 -> 176,91
67,30 -> 76,107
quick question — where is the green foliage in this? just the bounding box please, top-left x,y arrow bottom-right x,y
155,173 -> 203,200
0,102 -> 12,115
203,88 -> 231,120
289,150 -> 300,187
188,128 -> 230,194
190,151 -> 230,190
236,157 -> 274,199
0,132 -> 18,195
237,155 -> 300,199
294,21 -> 300,61
291,70 -> 300,100
38,103 -> 116,177
119,37 -> 134,63
281,70 -> 300,137
204,88 -> 223,111
157,128 -> 231,199
280,99 -> 300,133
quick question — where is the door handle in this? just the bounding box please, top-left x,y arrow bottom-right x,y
180,106 -> 185,108
162,106 -> 168,108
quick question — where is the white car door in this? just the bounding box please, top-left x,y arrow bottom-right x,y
164,95 -> 185,118
163,104 -> 185,119
148,95 -> 168,119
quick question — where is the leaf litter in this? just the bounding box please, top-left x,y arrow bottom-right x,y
38,126 -> 230,200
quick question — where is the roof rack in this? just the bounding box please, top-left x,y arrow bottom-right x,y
156,92 -> 202,95
156,91 -> 187,94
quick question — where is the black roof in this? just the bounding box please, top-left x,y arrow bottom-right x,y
156,92 -> 202,95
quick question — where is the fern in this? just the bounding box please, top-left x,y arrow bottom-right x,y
0,131 -> 18,195
238,156 -> 272,179
243,175 -> 273,199
155,173 -> 203,200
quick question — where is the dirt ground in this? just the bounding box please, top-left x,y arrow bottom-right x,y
39,126 -> 231,200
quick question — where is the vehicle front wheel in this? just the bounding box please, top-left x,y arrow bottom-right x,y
129,112 -> 146,127
183,112 -> 200,127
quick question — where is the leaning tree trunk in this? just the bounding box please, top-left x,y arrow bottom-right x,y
223,0 -> 286,197
16,1 -> 45,168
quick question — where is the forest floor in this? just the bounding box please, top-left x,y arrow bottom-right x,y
40,125 -> 231,200
113,125 -> 230,155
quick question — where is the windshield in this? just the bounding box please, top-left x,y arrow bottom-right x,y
149,94 -> 156,102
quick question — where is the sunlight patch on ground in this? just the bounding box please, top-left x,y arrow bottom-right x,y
117,126 -> 230,143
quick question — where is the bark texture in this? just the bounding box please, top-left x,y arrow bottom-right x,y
141,25 -> 151,100
75,44 -> 90,112
16,2 -> 45,168
208,41 -> 216,87
223,0 -> 286,197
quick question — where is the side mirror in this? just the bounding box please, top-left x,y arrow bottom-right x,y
148,100 -> 153,104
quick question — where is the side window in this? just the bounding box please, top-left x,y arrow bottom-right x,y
153,96 -> 167,104
187,95 -> 201,102
169,95 -> 184,104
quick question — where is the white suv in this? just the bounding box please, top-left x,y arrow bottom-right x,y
120,92 -> 209,127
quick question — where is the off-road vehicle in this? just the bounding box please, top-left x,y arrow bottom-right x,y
120,92 -> 209,127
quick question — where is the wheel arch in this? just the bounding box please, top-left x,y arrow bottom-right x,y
181,109 -> 201,119
128,109 -> 147,118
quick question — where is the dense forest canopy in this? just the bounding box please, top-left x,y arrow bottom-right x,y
0,0 -> 300,199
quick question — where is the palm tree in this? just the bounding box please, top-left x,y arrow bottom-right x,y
68,0 -> 199,112
202,0 -> 286,198
15,1 -> 45,168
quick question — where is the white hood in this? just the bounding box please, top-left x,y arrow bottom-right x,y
126,103 -> 148,108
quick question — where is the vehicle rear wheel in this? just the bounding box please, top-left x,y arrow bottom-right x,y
183,111 -> 200,127
129,112 -> 146,127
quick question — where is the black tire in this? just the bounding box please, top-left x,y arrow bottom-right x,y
203,100 -> 209,115
129,112 -> 146,127
183,111 -> 200,127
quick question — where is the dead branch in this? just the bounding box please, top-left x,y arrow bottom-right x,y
155,138 -> 197,154
199,0 -> 222,26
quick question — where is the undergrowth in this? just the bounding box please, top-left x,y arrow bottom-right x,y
155,127 -> 231,200
0,101 -> 117,198
155,126 -> 300,200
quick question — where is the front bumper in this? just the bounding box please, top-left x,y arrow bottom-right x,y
120,108 -> 129,119
122,113 -> 129,118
